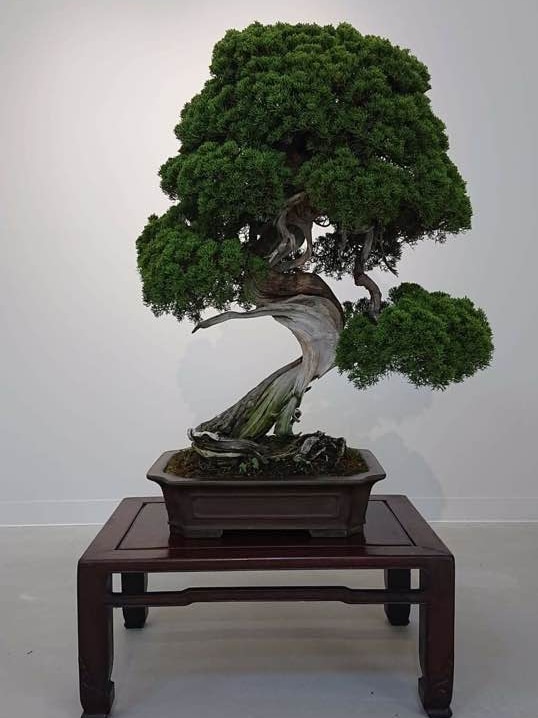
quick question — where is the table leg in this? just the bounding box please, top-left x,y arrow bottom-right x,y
418,558 -> 455,718
77,564 -> 114,718
122,572 -> 148,628
384,568 -> 411,625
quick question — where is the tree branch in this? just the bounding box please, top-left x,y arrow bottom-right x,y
353,267 -> 382,320
354,227 -> 382,321
267,192 -> 307,266
267,192 -> 320,271
280,219 -> 313,270
360,226 -> 375,265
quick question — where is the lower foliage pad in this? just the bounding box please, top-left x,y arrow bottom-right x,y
336,282 -> 493,390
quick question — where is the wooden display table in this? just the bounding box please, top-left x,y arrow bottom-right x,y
77,495 -> 454,717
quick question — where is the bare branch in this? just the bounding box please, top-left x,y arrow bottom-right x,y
280,219 -> 313,270
267,192 -> 320,270
354,269 -> 382,321
354,228 -> 382,321
360,226 -> 375,265
267,192 -> 307,266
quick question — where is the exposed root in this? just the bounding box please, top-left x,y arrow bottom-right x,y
173,432 -> 354,478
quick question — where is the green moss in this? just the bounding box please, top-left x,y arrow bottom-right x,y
164,441 -> 368,479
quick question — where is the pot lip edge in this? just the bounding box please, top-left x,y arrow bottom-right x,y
146,448 -> 386,487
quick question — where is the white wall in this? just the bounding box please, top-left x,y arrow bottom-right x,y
1,0 -> 537,524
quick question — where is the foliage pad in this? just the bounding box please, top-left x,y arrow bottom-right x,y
136,207 -> 263,322
337,283 -> 493,390
137,22 -> 473,323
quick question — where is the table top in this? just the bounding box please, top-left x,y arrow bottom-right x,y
79,495 -> 452,572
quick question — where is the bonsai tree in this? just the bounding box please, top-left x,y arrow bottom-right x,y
137,22 -> 493,468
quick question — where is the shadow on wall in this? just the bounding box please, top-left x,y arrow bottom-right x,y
302,371 -> 445,519
368,433 -> 445,520
177,325 -> 445,519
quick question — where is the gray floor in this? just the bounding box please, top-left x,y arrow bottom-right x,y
1,524 -> 538,718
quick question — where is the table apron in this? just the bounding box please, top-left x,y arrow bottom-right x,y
82,552 -> 446,572
106,585 -> 430,607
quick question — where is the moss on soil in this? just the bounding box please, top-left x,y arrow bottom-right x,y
165,442 -> 368,481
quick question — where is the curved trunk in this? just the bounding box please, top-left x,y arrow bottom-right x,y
189,271 -> 344,458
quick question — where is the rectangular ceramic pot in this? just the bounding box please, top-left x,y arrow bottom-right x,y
147,449 -> 386,539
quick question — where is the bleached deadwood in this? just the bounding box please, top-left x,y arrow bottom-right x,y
267,192 -> 307,266
189,273 -> 344,458
188,191 -> 353,459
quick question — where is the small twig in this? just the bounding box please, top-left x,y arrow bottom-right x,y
382,256 -> 398,275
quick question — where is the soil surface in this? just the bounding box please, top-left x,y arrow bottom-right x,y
165,435 -> 368,480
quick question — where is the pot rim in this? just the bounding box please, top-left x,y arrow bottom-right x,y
147,448 -> 386,487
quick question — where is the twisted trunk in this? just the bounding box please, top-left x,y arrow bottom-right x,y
188,194 -> 385,460
189,270 -> 344,458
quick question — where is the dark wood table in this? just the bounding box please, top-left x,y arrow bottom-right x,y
77,495 -> 454,718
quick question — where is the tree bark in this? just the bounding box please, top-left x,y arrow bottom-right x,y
189,270 -> 344,458
187,193 -> 383,460
353,227 -> 383,321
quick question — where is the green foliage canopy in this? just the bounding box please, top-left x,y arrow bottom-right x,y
138,21 -> 472,321
136,206 -> 263,321
336,284 -> 493,390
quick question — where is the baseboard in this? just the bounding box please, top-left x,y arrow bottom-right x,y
403,496 -> 538,522
0,498 -> 124,526
1,494 -> 538,527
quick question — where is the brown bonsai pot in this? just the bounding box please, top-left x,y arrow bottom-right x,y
147,449 -> 386,539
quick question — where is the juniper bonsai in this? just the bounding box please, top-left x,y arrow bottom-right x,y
137,22 -> 493,467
